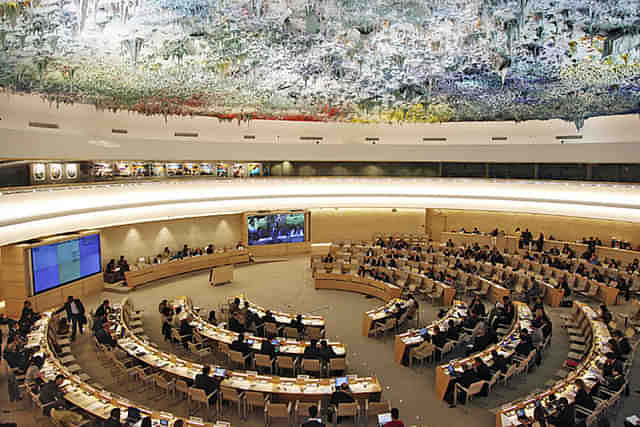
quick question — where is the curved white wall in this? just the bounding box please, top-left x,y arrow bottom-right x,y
2,178 -> 640,246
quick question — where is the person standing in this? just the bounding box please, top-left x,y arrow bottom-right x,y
56,296 -> 85,341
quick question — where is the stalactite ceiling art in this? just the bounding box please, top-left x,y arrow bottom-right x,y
1,0 -> 640,126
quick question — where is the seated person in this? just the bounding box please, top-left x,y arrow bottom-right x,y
262,310 -> 277,325
490,350 -> 509,374
304,339 -> 321,359
302,405 -> 325,427
228,311 -> 245,333
39,375 -> 66,414
384,408 -> 404,427
431,327 -> 447,361
25,355 -> 44,388
515,328 -> 533,356
260,338 -> 276,359
328,383 -> 354,422
446,319 -> 460,341
194,365 -> 220,403
94,300 -> 111,318
95,323 -> 117,348
546,397 -> 574,427
291,314 -> 305,335
475,357 -> 492,382
230,333 -> 251,357
179,318 -> 193,349
444,362 -> 478,406
104,408 -> 122,427
319,340 -> 337,362
229,298 -> 241,315
573,379 -> 595,414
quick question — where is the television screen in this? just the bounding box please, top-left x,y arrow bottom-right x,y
31,234 -> 102,295
247,213 -> 305,246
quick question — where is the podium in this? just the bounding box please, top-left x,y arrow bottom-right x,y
209,265 -> 234,286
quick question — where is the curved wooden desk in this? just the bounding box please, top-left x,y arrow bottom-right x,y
434,302 -> 533,401
118,298 -> 382,402
314,272 -> 402,302
173,297 -> 345,357
31,310 -> 227,427
124,249 -> 249,288
394,301 -> 468,364
495,303 -> 613,427
221,296 -> 326,330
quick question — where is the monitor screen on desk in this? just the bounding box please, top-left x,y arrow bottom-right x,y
214,368 -> 226,377
31,234 -> 102,295
335,377 -> 348,387
378,413 -> 392,426
247,213 -> 305,246
418,328 -> 427,335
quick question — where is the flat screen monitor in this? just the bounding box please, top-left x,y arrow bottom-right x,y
418,328 -> 428,335
214,368 -> 226,377
247,213 -> 305,246
377,413 -> 392,426
31,234 -> 101,295
335,377 -> 348,387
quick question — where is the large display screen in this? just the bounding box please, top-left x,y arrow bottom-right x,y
248,213 -> 305,246
31,234 -> 102,294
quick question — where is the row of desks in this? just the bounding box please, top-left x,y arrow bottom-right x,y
441,232 -> 640,265
173,297 -> 344,357
119,298 -> 382,402
30,311 -> 227,427
124,249 -> 250,288
496,303 -> 612,427
434,302 -> 533,401
394,301 -> 468,364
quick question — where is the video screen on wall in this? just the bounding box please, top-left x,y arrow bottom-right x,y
31,234 -> 102,295
248,213 -> 305,246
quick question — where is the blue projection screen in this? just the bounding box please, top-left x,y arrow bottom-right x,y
248,213 -> 305,246
31,234 -> 102,295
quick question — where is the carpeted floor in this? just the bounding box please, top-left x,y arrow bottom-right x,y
2,255 -> 639,427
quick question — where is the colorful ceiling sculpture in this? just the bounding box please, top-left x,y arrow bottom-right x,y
1,0 -> 640,126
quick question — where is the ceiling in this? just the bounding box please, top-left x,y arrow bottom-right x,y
1,0 -> 640,125
2,178 -> 640,246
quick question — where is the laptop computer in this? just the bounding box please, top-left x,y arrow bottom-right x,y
377,412 -> 392,426
335,377 -> 348,387
126,407 -> 141,424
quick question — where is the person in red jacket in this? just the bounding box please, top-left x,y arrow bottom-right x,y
385,408 -> 404,427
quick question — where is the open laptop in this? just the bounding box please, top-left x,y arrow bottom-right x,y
335,376 -> 349,387
126,407 -> 141,425
377,412 -> 392,426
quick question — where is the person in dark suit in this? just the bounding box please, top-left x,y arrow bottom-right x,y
95,323 -> 117,348
55,296 -> 85,341
103,408 -> 121,427
179,318 -> 193,349
319,340 -> 337,363
445,363 -> 478,407
260,338 -> 276,359
228,312 -> 245,333
432,327 -> 447,361
262,310 -> 277,324
515,328 -> 533,356
291,314 -> 305,335
94,300 -> 111,318
328,383 -> 354,423
469,329 -> 490,354
194,365 -> 220,403
469,297 -> 486,317
475,358 -> 492,381
574,379 -> 595,413
490,350 -> 509,374
39,375 -> 65,414
304,339 -> 321,359
230,333 -> 251,356
302,405 -> 325,427
446,320 -> 460,341
463,312 -> 480,330
546,398 -> 574,427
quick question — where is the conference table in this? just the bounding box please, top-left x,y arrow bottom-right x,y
393,300 -> 468,364
496,303 -> 613,427
118,298 -> 382,403
361,298 -> 411,337
434,302 -> 533,401
222,296 -> 326,329
124,249 -> 250,288
173,297 -> 345,357
29,310 -> 229,427
314,271 -> 403,302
